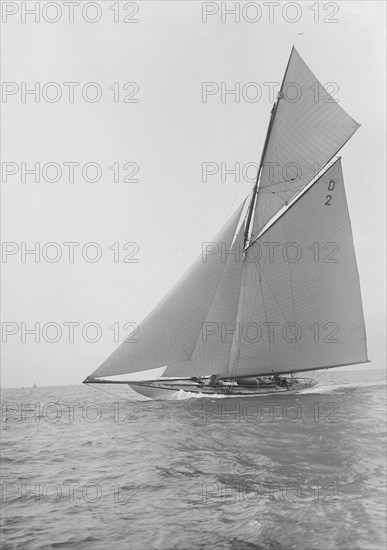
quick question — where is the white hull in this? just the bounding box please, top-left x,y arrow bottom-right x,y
128,382 -> 180,400
128,377 -> 317,400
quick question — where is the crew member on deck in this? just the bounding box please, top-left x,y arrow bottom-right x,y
209,375 -> 224,387
209,375 -> 217,386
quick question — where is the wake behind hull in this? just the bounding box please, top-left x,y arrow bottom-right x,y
128,377 -> 317,400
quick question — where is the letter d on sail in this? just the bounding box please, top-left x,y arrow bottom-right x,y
328,179 -> 336,191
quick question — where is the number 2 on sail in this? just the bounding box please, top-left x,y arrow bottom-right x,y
325,179 -> 336,205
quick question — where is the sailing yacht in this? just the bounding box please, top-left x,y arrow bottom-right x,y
83,47 -> 368,399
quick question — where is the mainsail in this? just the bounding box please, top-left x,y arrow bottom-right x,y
227,159 -> 368,378
90,201 -> 246,379
250,47 -> 360,239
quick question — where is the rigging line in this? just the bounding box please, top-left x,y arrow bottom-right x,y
238,123 -> 267,161
234,246 -> 268,377
258,81 -> 282,237
260,159 -> 339,192
221,123 -> 268,230
257,262 -> 274,373
231,254 -> 253,375
213,123 -> 268,225
234,124 -> 267,182
282,216 -> 298,370
85,382 -> 130,401
228,263 -> 247,378
230,257 -> 259,378
266,114 -> 280,227
91,348 -> 202,380
259,179 -> 313,190
313,369 -> 328,380
213,233 -> 246,376
247,157 -> 341,251
224,128 -> 267,222
274,156 -> 340,206
244,46 -> 294,234
254,143 -> 273,240
227,250 -> 253,379
244,89 -> 283,245
251,258 -> 312,367
222,102 -> 271,219
243,252 -> 258,324
236,247 -> 260,362
232,261 -> 250,359
185,357 -> 199,379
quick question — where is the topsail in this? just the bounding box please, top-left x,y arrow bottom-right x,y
251,47 -> 360,238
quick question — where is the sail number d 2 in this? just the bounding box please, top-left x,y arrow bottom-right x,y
325,179 -> 336,206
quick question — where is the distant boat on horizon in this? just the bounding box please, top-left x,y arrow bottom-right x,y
83,47 -> 368,399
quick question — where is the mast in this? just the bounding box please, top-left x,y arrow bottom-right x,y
243,101 -> 278,245
243,47 -> 294,246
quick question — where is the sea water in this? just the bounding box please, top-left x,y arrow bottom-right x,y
1,369 -> 386,550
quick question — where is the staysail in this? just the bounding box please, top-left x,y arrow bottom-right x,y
250,47 -> 360,239
164,221 -> 245,377
90,201 -> 246,379
225,159 -> 368,378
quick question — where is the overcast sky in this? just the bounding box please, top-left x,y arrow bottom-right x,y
1,0 -> 386,387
